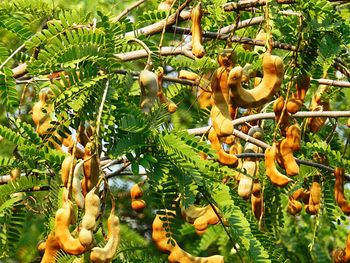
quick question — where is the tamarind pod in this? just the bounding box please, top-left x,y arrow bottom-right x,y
208,128 -> 239,166
77,124 -> 91,147
158,0 -> 175,11
307,84 -> 330,133
251,181 -> 263,220
81,188 -> 100,229
83,142 -> 99,193
40,233 -> 60,263
178,70 -> 199,81
130,184 -> 143,199
295,75 -> 310,101
191,2 -> 205,58
181,205 -> 207,224
90,213 -> 120,263
238,161 -> 257,199
152,214 -> 224,263
217,50 -> 236,68
61,155 -> 76,187
139,70 -> 159,114
279,124 -> 301,176
273,96 -> 290,133
219,135 -> 235,145
131,200 -> 146,212
157,67 -> 178,113
193,206 -> 220,235
55,200 -> 87,254
253,77 -> 262,88
229,140 -> 243,155
286,98 -> 303,114
37,240 -> 46,256
72,160 -> 85,209
78,228 -> 93,247
211,104 -> 233,137
168,246 -> 224,263
243,142 -> 263,161
305,180 -> 321,215
334,167 -> 350,215
228,53 -> 284,108
264,143 -> 293,187
287,199 -> 303,215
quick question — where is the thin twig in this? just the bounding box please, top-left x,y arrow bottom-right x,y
110,0 -> 146,23
105,162 -> 131,179
223,0 -> 296,12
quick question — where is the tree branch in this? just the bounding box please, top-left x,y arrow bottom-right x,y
188,111 -> 350,135
223,0 -> 296,12
110,0 -> 146,23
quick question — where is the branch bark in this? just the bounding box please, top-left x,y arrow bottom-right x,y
223,0 -> 296,12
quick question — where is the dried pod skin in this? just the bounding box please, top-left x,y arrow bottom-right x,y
40,234 -> 60,263
287,188 -> 304,215
273,96 -> 290,132
191,2 -> 205,58
334,167 -> 350,215
79,228 -> 93,246
32,88 -> 54,135
130,183 -> 146,212
251,181 -> 263,220
208,128 -> 238,166
228,53 -> 284,108
152,214 -> 224,262
264,143 -> 293,187
247,126 -> 264,140
178,70 -> 200,81
295,75 -> 311,101
90,213 -> 120,263
305,180 -> 321,215
139,70 -> 159,114
55,200 -> 87,254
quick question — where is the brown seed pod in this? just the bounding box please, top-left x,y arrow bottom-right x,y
130,183 -> 146,213
157,67 -> 177,113
286,98 -> 303,114
210,51 -> 236,137
54,200 -> 87,254
40,233 -> 60,263
295,75 -> 311,101
227,53 -> 284,108
208,128 -> 238,166
90,210 -> 120,263
152,213 -> 224,262
251,180 -> 263,221
287,188 -> 305,215
139,70 -> 159,114
238,161 -> 257,199
279,124 -> 301,177
334,167 -> 350,215
264,143 -> 293,187
82,142 -> 99,195
191,2 -> 205,58
305,177 -> 321,215
61,154 -> 76,187
273,96 -> 290,133
307,84 -> 330,133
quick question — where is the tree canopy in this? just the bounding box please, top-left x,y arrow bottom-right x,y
0,0 -> 350,262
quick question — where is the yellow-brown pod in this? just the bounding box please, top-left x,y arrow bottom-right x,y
130,183 -> 146,213
295,75 -> 311,101
208,128 -> 238,166
305,177 -> 321,215
287,188 -> 304,215
251,180 -> 263,221
83,142 -> 99,194
228,53 -> 284,108
345,231 -> 350,262
139,70 -> 159,114
286,98 -> 303,114
40,233 -> 60,263
32,87 -> 54,135
273,96 -> 290,132
191,2 -> 205,58
156,68 -> 177,113
279,124 -> 301,176
54,200 -> 87,254
61,154 -> 76,187
307,84 -> 330,133
334,167 -> 350,215
264,143 -> 293,187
